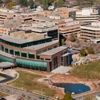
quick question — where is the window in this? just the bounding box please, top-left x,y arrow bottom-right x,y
15,51 -> 20,56
44,49 -> 46,52
21,52 -> 27,57
41,58 -> 44,60
37,55 -> 40,59
53,56 -> 58,68
54,46 -> 57,48
29,53 -> 35,59
45,58 -> 50,60
48,47 -> 52,50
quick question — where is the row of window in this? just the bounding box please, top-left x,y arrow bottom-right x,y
1,46 -> 35,59
82,29 -> 100,32
0,38 -> 52,48
81,32 -> 99,35
37,45 -> 57,54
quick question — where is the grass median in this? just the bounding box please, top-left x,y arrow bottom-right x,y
9,70 -> 55,97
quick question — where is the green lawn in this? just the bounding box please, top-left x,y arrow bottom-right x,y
10,70 -> 55,97
71,60 -> 100,79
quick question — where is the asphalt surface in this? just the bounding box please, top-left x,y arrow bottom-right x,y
0,73 -> 13,83
0,84 -> 54,100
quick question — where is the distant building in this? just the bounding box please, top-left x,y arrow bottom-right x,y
0,27 -> 9,35
59,18 -> 80,38
40,46 -> 70,70
0,29 -> 73,71
0,32 -> 59,71
19,19 -> 59,39
80,21 -> 100,40
76,8 -> 99,22
0,7 -> 77,71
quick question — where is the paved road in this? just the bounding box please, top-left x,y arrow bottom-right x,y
74,90 -> 100,100
0,73 -> 13,83
0,84 -> 54,100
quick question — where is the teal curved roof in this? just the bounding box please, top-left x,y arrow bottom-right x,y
0,55 -> 13,62
16,58 -> 47,68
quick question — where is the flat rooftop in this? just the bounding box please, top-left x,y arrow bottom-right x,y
33,16 -> 53,21
0,62 -> 14,68
41,46 -> 67,56
31,26 -> 58,32
81,25 -> 100,30
24,40 -> 58,50
0,36 -> 31,44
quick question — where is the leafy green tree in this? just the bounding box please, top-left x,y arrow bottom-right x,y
43,0 -> 51,9
61,39 -> 66,46
63,92 -> 73,100
90,0 -> 95,5
19,0 -> 28,6
28,0 -> 34,9
0,0 -> 3,4
6,2 -> 15,9
69,34 -> 76,42
80,49 -> 87,56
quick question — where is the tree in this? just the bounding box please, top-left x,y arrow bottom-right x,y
61,39 -> 66,45
43,0 -> 51,9
90,0 -> 95,6
6,2 -> 15,9
68,34 -> 76,42
80,49 -> 87,56
19,0 -> 28,6
86,47 -> 95,54
0,0 -> 3,4
63,92 -> 73,100
28,0 -> 35,9
54,0 -> 64,8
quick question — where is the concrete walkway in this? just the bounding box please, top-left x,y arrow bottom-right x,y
51,66 -> 72,74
